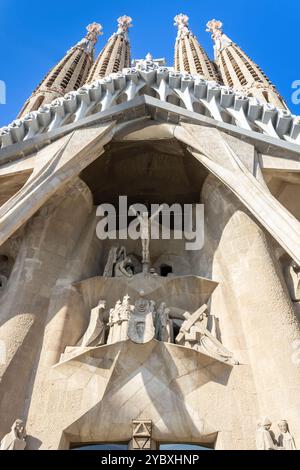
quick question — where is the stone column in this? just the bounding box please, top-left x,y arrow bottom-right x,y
0,178 -> 93,437
202,175 -> 300,448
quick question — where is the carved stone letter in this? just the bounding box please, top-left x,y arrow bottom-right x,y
130,420 -> 153,450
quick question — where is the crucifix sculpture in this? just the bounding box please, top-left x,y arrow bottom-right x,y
129,206 -> 163,274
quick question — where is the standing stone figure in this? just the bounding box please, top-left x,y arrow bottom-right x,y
155,303 -> 173,343
135,211 -> 151,265
128,291 -> 156,344
115,256 -> 134,278
78,301 -> 106,347
107,300 -> 122,345
129,206 -> 162,271
103,246 -> 124,277
277,420 -> 297,450
118,295 -> 133,341
256,418 -> 277,450
0,419 -> 27,450
107,296 -> 134,345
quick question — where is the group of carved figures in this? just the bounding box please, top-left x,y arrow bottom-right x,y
102,247 -> 300,305
103,244 -> 172,278
77,291 -> 237,365
256,418 -> 297,451
78,292 -> 174,348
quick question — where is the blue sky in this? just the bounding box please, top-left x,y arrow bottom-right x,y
0,0 -> 299,127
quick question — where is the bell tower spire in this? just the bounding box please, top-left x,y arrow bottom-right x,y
174,14 -> 220,82
206,19 -> 288,109
86,16 -> 132,83
18,23 -> 102,119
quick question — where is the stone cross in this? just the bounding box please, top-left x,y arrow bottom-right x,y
176,304 -> 238,365
176,304 -> 209,345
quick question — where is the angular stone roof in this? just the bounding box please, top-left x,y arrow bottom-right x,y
1,60 -> 299,149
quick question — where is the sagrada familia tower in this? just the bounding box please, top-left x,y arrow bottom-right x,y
0,13 -> 299,451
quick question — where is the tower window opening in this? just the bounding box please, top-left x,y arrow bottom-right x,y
31,95 -> 45,111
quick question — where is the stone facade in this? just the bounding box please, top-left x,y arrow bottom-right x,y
0,14 -> 299,451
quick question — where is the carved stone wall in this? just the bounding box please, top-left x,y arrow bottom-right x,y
0,178 -> 94,436
0,117 -> 300,450
202,175 -> 300,448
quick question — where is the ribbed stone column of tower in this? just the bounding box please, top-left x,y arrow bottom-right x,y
18,23 -> 103,119
86,16 -> 132,83
206,19 -> 287,109
174,14 -> 220,82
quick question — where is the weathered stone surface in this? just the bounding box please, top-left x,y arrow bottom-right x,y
0,101 -> 299,451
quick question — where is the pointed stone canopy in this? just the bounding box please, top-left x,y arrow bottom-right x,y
74,274 -> 218,315
2,62 -> 298,150
0,122 -> 115,246
53,340 -> 222,447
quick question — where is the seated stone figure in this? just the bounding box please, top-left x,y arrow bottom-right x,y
0,419 -> 27,450
115,256 -> 135,278
103,246 -> 135,278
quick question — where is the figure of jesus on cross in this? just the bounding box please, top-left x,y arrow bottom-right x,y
129,205 -> 163,273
